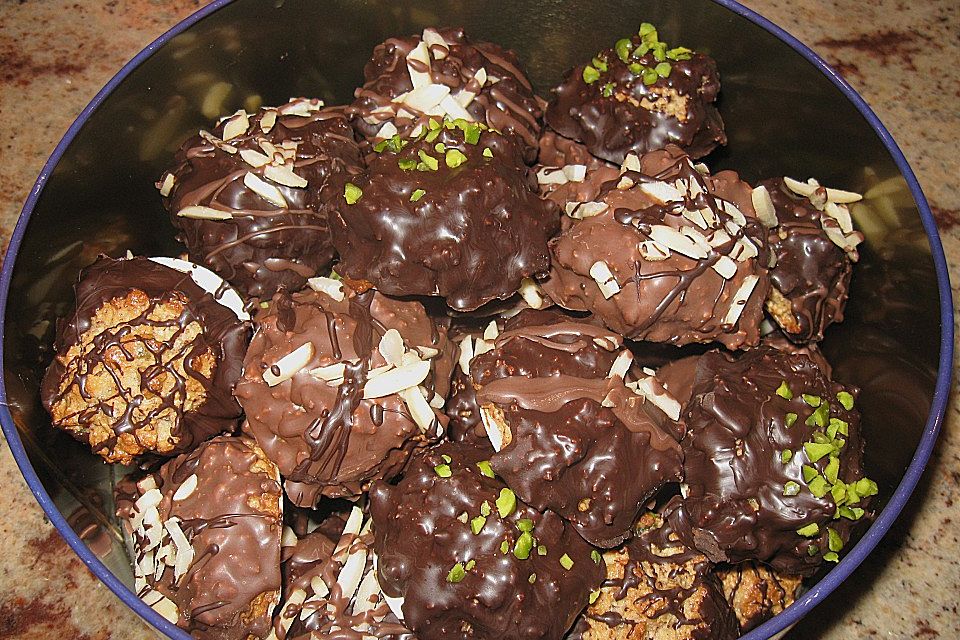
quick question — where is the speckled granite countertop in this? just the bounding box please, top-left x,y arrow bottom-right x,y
0,1 -> 957,638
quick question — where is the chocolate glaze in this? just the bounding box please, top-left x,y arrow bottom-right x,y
568,513 -> 738,640
236,286 -> 453,504
161,99 -> 364,299
761,327 -> 833,377
542,146 -> 770,349
471,309 -> 683,548
350,27 -> 543,162
116,436 -> 282,639
370,441 -> 604,640
545,32 -> 725,164
667,347 -> 870,576
330,125 -> 560,311
763,177 -> 853,343
41,256 -> 248,463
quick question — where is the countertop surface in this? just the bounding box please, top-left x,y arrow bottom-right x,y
0,1 -> 957,638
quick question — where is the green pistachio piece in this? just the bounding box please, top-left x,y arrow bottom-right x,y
425,128 -> 441,143
537,545 -> 547,556
559,553 -> 574,570
804,442 -> 834,463
836,391 -> 855,410
500,540 -> 510,554
783,481 -> 801,496
667,46 -> 694,61
344,183 -> 362,204
398,158 -> 417,171
628,62 -> 644,75
417,150 -> 439,171
476,461 -> 495,478
410,188 -> 426,202
828,527 -> 844,552
589,589 -> 601,604
615,38 -> 633,62
796,523 -> 820,537
482,147 -> 494,158
856,478 -> 879,498
824,456 -> 840,484
781,449 -> 794,463
480,500 -> 491,517
591,56 -> 608,72
513,531 -> 534,559
591,550 -> 602,564
464,124 -> 481,145
434,463 -> 452,478
808,475 -> 829,498
528,573 -> 537,584
582,65 -> 601,84
807,544 -> 820,556
445,149 -> 468,168
447,562 -> 466,583
638,22 -> 657,39
776,381 -> 794,400
517,518 -> 534,533
428,117 -> 442,131
471,516 -> 487,535
824,551 -> 839,562
465,559 -> 476,571
641,68 -> 659,85
785,413 -> 799,427
496,488 -> 517,518
802,393 -> 822,407
601,82 -> 615,98
802,465 -> 819,483
654,61 -> 672,77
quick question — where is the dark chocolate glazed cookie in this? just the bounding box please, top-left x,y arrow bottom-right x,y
41,256 -> 249,464
330,119 -> 560,311
116,435 -> 282,639
236,281 -> 453,505
469,309 -> 684,548
568,512 -> 739,640
160,98 -> 364,299
755,177 -> 864,343
350,27 -> 543,161
370,441 -> 604,640
666,347 -> 876,576
546,23 -> 725,164
542,145 -> 770,349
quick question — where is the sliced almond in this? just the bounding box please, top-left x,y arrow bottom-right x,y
479,405 -> 511,452
222,110 -> 250,140
376,120 -> 399,141
149,256 -> 249,321
158,173 -> 175,197
258,139 -> 279,157
239,148 -> 271,168
722,275 -> 759,326
617,175 -> 635,190
165,518 -> 194,584
640,180 -> 683,204
172,474 -> 198,502
455,66 -> 488,107
135,488 -> 163,513
244,172 -> 288,208
751,185 -> 779,228
824,201 -> 854,234
473,337 -> 494,357
680,226 -> 711,254
306,276 -> 344,302
589,260 -> 620,298
264,164 -> 308,188
730,237 -> 759,262
681,207 -> 708,229
633,376 -> 682,421
335,519 -> 372,606
567,200 -> 608,219
707,228 -> 731,248
279,98 -> 324,116
308,362 -> 347,384
607,350 -> 633,380
563,164 -> 587,182
311,575 -> 330,600
458,336 -> 474,374
537,167 -> 569,185
518,277 -> 545,310
398,83 -> 450,112
199,129 -> 237,154
176,205 -> 233,221
399,386 -> 437,434
363,360 -> 430,399
649,225 -> 707,260
353,566 -> 383,616
260,108 -> 278,133
373,553 -> 406,622
483,320 -> 499,341
826,186 -> 863,204
711,255 -> 737,280
263,342 -> 315,386
281,526 -> 298,548
406,40 -> 433,89
621,153 -> 642,173
639,240 -> 670,261
784,176 -> 818,197
152,596 -> 180,624
422,28 -> 449,58
719,200 -> 747,227
378,329 -> 406,368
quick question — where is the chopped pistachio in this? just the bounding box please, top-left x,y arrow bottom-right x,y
559,553 -> 574,570
824,551 -> 839,562
654,61 -> 672,78
591,550 -> 602,564
783,481 -> 801,496
781,449 -> 794,463
434,142 -> 446,154
831,418 -> 850,437
259,301 -> 270,309
806,403 -> 829,428
667,46 -> 694,61
639,22 -> 657,39
482,147 -> 494,158
813,431 -> 832,445
785,413 -> 799,428
796,523 -> 820,537
827,418 -> 844,439
836,391 -> 855,410
808,475 -> 829,498
845,482 -> 861,506
464,124 -> 481,145
628,62 -> 644,75
839,506 -> 865,520
807,544 -> 820,556
447,562 -> 466,583
445,148 -> 468,168
410,188 -> 426,202
582,65 -> 601,84
434,463 -> 452,478
642,68 -> 659,85
517,518 -> 535,533
804,442 -> 834,463
344,183 -> 363,204
589,589 -> 601,604
428,118 -> 442,131
425,128 -> 442,143
802,393 -> 822,407
601,82 -> 615,98
828,528 -> 844,553
528,573 -> 537,584
591,56 -> 608,72
480,501 -> 491,517
513,531 -> 533,559
824,457 -> 840,484
856,478 -> 878,498
500,540 -> 510,554
417,150 -> 439,171
457,511 -> 469,523
398,158 -> 417,171
537,545 -> 547,556
496,488 -> 517,518
471,516 -> 487,535
465,559 -> 476,571
831,481 -> 848,506
776,381 -> 794,400
476,461 -> 495,478
615,38 -> 633,62
802,465 -> 819,483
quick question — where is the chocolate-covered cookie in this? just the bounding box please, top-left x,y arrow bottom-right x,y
370,441 -> 604,640
330,119 -> 560,311
546,23 -> 725,164
754,177 -> 864,343
236,280 -> 453,505
351,27 -> 543,161
542,146 -> 770,349
160,98 -> 364,299
41,256 -> 249,464
116,435 -> 282,639
568,512 -> 738,640
716,562 -> 802,632
667,347 -> 876,576
469,309 -> 684,547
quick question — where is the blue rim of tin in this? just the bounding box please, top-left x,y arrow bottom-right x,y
0,1 -> 952,638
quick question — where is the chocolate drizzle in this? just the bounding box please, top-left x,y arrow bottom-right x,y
545,32 -> 725,164
330,126 -> 560,311
763,177 -> 853,343
471,309 -> 683,547
370,441 -> 604,640
41,256 -> 249,463
236,287 -> 453,504
161,101 -> 364,299
542,146 -> 770,349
